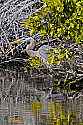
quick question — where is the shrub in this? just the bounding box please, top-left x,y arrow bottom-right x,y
20,0 -> 83,44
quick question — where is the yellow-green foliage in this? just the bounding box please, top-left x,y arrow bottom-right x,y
48,48 -> 72,64
28,56 -> 42,68
20,0 -> 83,43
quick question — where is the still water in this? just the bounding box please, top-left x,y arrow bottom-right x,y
0,69 -> 83,125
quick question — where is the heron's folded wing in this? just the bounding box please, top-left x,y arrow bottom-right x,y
38,45 -> 50,61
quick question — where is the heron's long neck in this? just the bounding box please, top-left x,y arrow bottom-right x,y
26,41 -> 39,57
27,50 -> 39,57
27,41 -> 35,50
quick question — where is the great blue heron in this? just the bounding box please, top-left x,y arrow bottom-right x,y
25,37 -> 50,64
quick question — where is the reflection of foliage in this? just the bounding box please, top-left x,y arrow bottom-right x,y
48,48 -> 72,65
80,123 -> 83,125
32,101 -> 42,114
48,102 -> 76,125
31,101 -> 83,125
21,0 -> 82,43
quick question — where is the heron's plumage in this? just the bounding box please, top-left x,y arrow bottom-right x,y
25,38 -> 51,64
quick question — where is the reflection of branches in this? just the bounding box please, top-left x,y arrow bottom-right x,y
0,77 -> 17,104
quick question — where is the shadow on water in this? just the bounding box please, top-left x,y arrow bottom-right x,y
0,69 -> 83,125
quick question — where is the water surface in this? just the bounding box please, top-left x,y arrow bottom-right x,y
0,69 -> 83,125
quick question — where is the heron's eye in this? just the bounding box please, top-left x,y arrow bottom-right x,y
26,41 -> 30,45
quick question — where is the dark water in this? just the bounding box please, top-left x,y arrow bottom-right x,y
0,69 -> 83,125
